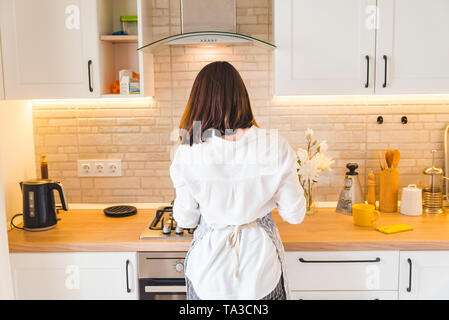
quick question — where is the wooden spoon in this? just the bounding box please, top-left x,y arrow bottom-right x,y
392,149 -> 400,168
377,151 -> 384,170
385,149 -> 394,168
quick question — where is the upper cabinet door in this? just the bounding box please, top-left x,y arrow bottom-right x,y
0,0 -> 99,99
376,0 -> 449,94
274,0 -> 376,96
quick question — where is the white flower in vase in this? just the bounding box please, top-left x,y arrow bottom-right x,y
305,128 -> 314,141
297,129 -> 333,215
318,140 -> 328,153
315,152 -> 334,172
298,158 -> 319,186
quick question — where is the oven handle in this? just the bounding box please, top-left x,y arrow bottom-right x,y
145,285 -> 186,293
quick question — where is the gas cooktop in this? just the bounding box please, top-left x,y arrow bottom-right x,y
139,206 -> 196,239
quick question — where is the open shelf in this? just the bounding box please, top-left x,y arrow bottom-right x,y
96,0 -> 154,97
100,35 -> 138,43
97,0 -> 141,96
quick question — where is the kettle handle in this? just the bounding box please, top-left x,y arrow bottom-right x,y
49,182 -> 68,211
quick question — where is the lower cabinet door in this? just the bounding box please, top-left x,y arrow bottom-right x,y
10,252 -> 138,300
399,251 -> 449,300
290,291 -> 398,300
286,251 -> 399,291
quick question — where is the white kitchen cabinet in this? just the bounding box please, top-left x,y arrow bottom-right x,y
376,0 -> 449,94
10,252 -> 138,300
399,251 -> 449,300
274,0 -> 376,95
0,0 -> 100,99
275,0 -> 449,96
290,290 -> 398,300
286,251 -> 399,291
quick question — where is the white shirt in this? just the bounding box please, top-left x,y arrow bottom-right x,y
170,126 -> 306,299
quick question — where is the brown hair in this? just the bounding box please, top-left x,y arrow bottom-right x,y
179,61 -> 257,145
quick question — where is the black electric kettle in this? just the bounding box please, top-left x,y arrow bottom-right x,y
19,179 -> 68,231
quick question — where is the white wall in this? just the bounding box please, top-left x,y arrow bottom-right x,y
0,27 -> 13,299
0,170 -> 13,299
0,100 -> 36,299
0,100 -> 36,223
0,28 -> 4,99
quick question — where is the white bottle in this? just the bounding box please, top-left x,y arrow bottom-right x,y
119,70 -> 132,95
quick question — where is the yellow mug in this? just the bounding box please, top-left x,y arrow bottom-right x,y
352,203 -> 380,227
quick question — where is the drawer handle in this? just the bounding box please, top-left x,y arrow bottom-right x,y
299,257 -> 381,264
126,259 -> 131,293
407,258 -> 412,292
145,286 -> 186,293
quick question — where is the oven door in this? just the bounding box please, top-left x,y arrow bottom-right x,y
139,278 -> 186,300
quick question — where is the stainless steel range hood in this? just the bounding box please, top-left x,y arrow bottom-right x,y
138,0 -> 275,52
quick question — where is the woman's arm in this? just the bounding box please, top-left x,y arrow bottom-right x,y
273,143 -> 306,224
170,146 -> 201,228
172,184 -> 201,228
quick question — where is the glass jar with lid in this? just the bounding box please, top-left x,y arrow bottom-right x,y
422,150 -> 444,214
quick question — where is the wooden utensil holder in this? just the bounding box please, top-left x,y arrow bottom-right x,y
379,168 -> 399,212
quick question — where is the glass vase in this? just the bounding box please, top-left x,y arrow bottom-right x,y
304,180 -> 316,215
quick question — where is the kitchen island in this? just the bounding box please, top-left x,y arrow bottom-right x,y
8,207 -> 449,252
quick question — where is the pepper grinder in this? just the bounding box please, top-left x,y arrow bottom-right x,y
366,170 -> 376,206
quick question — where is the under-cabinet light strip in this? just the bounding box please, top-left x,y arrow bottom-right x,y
272,94 -> 449,106
31,97 -> 153,107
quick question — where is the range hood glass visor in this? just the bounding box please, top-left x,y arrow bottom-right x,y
137,31 -> 276,52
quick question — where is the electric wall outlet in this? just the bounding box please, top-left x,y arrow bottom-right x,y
104,160 -> 122,176
78,160 -> 122,177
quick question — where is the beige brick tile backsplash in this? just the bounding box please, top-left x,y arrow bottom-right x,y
31,0 -> 449,204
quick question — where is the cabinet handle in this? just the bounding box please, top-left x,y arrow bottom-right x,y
298,257 -> 381,264
88,60 -> 93,92
382,55 -> 388,88
126,259 -> 131,293
407,258 -> 412,292
365,55 -> 370,88
144,286 -> 187,293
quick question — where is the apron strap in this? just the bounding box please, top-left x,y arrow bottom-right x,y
221,221 -> 259,278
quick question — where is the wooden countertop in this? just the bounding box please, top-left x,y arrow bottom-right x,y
8,209 -> 190,252
7,208 -> 449,252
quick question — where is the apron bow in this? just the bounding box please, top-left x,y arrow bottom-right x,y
220,221 -> 258,278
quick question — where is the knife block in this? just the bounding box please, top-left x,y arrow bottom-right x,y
379,168 -> 399,213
